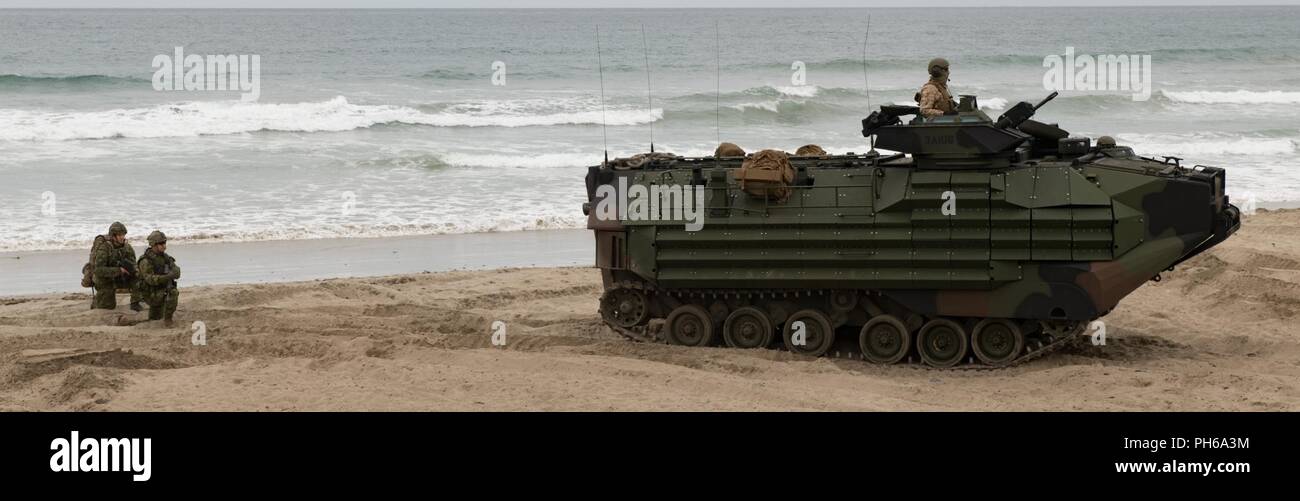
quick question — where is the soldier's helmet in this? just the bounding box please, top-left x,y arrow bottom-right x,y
147,231 -> 168,246
1097,135 -> 1117,148
928,57 -> 950,78
108,222 -> 127,236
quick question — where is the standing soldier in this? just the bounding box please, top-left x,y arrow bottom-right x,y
137,231 -> 181,327
916,57 -> 957,118
90,221 -> 141,311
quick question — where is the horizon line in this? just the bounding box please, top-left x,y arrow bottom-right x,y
1,5 -> 1296,9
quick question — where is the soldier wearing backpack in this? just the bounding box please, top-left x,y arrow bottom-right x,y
84,222 -> 141,311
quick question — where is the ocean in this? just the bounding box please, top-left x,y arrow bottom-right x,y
2,7 -> 1298,252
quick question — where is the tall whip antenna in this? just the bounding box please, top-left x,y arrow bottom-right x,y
642,24 -> 655,153
862,15 -> 872,112
715,20 -> 721,148
596,25 -> 609,166
862,16 -> 877,155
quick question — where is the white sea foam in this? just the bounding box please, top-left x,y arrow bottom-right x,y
773,85 -> 820,98
727,100 -> 782,113
0,96 -> 663,141
438,151 -> 602,169
1121,135 -> 1297,156
1163,90 -> 1300,105
979,97 -> 1008,111
1,213 -> 591,252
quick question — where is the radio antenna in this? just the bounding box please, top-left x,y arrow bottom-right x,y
641,24 -> 655,153
714,20 -> 721,149
862,16 -> 872,111
596,25 -> 609,166
862,16 -> 878,156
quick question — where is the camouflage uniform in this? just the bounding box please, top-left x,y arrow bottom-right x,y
917,80 -> 956,117
916,58 -> 956,118
90,224 -> 140,310
137,231 -> 180,324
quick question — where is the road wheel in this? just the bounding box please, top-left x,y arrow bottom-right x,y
917,318 -> 968,368
665,304 -> 715,347
858,315 -> 910,364
600,288 -> 648,329
723,307 -> 774,349
971,318 -> 1024,366
782,309 -> 835,357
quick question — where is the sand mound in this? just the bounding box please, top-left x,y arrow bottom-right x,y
48,366 -> 124,409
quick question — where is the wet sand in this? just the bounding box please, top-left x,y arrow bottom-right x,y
0,229 -> 591,296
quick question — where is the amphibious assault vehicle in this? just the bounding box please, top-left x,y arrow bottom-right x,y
583,92 -> 1241,368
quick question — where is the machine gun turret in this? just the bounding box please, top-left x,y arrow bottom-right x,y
861,105 -> 919,137
995,91 -> 1058,129
858,92 -> 1070,169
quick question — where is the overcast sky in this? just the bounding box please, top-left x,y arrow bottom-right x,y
1,0 -> 1297,8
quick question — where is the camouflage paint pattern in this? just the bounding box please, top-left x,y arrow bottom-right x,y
584,100 -> 1240,324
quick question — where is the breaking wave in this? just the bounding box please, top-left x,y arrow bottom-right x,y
1162,90 -> 1300,105
1122,135 -> 1298,156
0,73 -> 148,90
0,96 -> 663,141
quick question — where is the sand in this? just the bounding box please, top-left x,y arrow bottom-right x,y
0,209 -> 1297,411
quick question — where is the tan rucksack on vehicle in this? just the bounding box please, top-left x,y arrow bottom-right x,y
81,235 -> 106,288
733,149 -> 795,202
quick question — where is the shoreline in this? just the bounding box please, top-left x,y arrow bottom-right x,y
4,206 -> 1294,297
0,208 -> 1296,410
0,228 -> 592,297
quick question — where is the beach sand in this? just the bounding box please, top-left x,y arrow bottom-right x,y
0,210 -> 1296,411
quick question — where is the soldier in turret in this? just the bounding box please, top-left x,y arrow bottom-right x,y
916,58 -> 958,118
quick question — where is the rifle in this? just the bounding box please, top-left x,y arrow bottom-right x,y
118,257 -> 138,278
155,257 -> 177,289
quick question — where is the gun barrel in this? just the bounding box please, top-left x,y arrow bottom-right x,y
1033,91 -> 1059,111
